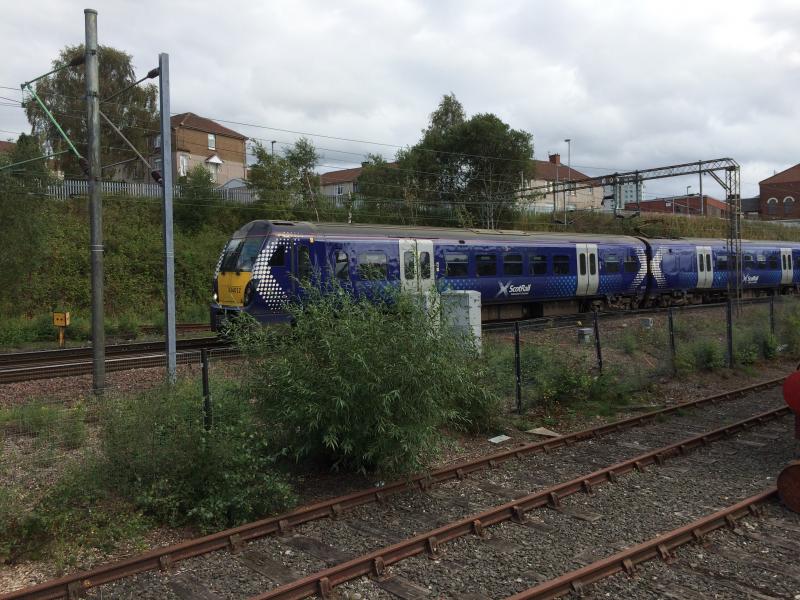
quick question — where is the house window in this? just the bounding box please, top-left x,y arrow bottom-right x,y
785,197 -> 795,215
154,134 -> 161,149
208,134 -> 216,150
208,163 -> 219,183
353,181 -> 359,193
768,198 -> 778,215
154,157 -> 162,173
178,155 -> 188,177
336,184 -> 344,196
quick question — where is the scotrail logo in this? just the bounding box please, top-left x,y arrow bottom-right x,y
496,281 -> 532,297
743,274 -> 759,284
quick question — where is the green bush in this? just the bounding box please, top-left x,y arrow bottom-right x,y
101,380 -> 296,532
233,287 -> 499,475
676,339 -> 726,373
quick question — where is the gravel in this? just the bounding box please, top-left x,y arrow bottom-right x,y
74,386 -> 793,599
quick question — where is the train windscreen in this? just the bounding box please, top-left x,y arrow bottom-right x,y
220,236 -> 264,273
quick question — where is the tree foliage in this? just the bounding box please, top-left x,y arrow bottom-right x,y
359,93 -> 534,228
176,164 -> 219,232
24,44 -> 158,177
247,138 -> 321,219
233,286 -> 499,475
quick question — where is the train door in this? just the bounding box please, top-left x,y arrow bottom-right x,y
781,248 -> 793,285
695,246 -> 713,288
575,243 -> 599,296
399,239 -> 434,293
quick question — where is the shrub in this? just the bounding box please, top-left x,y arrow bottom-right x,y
101,380 -> 296,532
676,339 -> 726,373
233,286 -> 499,475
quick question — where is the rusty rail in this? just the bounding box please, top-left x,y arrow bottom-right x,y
0,378 -> 785,600
504,488 -> 777,599
248,405 -> 790,600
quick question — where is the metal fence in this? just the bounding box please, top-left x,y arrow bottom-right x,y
45,179 -> 258,204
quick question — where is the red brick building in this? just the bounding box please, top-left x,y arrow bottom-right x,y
760,163 -> 800,219
638,194 -> 729,218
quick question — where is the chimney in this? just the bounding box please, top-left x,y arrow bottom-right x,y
549,153 -> 561,165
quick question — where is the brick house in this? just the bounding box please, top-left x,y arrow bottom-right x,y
0,140 -> 15,155
760,163 -> 800,219
320,165 -> 365,196
517,154 -> 603,212
146,112 -> 247,185
638,195 -> 729,218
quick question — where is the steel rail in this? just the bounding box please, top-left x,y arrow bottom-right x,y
504,487 -> 777,600
247,406 -> 790,600
0,379 -> 784,600
0,338 -> 230,384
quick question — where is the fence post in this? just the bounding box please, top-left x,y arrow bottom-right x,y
201,348 -> 212,431
593,311 -> 603,373
668,307 -> 677,374
770,295 -> 776,335
514,322 -> 522,413
726,298 -> 734,368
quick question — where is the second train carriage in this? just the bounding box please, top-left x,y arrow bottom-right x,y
210,220 -> 800,328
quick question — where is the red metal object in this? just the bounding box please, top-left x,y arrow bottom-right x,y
778,460 -> 800,513
782,371 -> 800,415
503,488 -> 777,600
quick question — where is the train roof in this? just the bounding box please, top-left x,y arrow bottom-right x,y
234,220 -> 645,244
232,221 -> 800,247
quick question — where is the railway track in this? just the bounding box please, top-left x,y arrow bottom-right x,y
0,337 -> 231,384
1,376 -> 789,600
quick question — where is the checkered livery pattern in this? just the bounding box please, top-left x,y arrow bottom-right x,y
251,239 -> 287,309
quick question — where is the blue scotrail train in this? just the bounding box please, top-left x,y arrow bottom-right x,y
210,220 -> 799,328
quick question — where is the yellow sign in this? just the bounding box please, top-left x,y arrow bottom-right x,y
53,312 -> 71,327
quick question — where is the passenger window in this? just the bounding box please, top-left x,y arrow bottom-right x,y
419,252 -> 431,279
404,250 -> 415,280
743,255 -> 754,270
716,254 -> 728,271
357,252 -> 388,280
531,255 -> 547,275
782,255 -> 786,270
503,253 -> 523,276
769,255 -> 779,270
579,254 -> 586,276
706,255 -> 712,271
698,255 -> 704,272
445,253 -> 468,277
553,255 -> 570,275
334,250 -> 348,280
298,246 -> 312,280
604,254 -> 620,274
758,255 -> 767,269
476,254 -> 497,277
624,256 -> 638,273
269,245 -> 286,267
589,254 -> 597,276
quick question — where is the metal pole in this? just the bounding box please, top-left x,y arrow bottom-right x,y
770,295 -> 776,335
514,322 -> 522,413
668,307 -> 676,374
726,298 -> 734,368
593,310 -> 603,373
202,349 -> 212,431
698,160 -> 704,216
564,139 -> 571,228
85,9 -> 105,394
159,53 -> 177,383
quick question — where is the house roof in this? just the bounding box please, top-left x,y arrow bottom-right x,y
320,166 -> 364,186
532,159 -> 591,183
0,140 -> 16,154
760,163 -> 800,186
170,112 -> 247,140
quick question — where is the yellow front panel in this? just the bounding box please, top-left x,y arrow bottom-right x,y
217,271 -> 252,307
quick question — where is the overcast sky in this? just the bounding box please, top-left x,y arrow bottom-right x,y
1,0 -> 797,198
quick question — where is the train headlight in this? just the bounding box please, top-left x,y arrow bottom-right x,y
243,281 -> 254,306
212,292 -> 218,302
